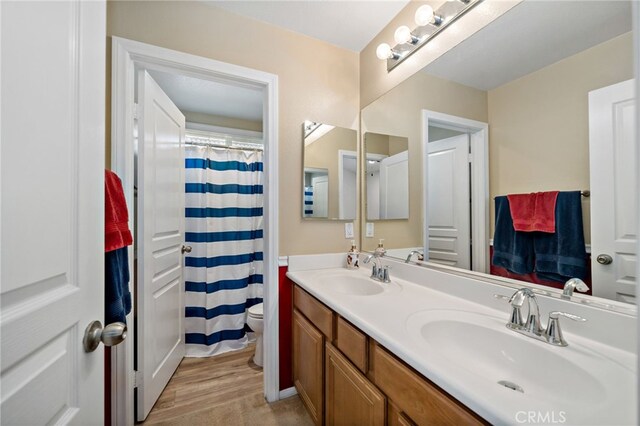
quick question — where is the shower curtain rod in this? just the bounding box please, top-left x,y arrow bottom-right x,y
184,140 -> 264,152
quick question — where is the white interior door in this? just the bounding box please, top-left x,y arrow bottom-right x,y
137,71 -> 186,420
379,150 -> 409,219
589,79 -> 636,303
1,1 -> 105,423
426,135 -> 471,269
312,175 -> 329,218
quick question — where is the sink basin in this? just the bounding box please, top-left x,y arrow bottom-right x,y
319,274 -> 385,295
404,310 -> 632,408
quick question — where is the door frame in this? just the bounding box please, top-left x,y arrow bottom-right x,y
111,36 -> 280,425
421,109 -> 489,273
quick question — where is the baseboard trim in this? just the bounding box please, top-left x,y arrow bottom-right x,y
278,387 -> 297,399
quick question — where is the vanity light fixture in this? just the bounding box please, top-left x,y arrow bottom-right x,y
377,0 -> 483,72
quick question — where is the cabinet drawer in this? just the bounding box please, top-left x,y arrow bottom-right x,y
294,285 -> 334,339
335,316 -> 368,373
369,342 -> 485,425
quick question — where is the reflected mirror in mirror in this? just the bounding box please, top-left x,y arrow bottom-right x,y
302,121 -> 357,220
364,132 -> 409,220
360,0 -> 636,305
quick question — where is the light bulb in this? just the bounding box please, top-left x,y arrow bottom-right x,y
415,4 -> 434,26
394,26 -> 412,45
376,43 -> 392,60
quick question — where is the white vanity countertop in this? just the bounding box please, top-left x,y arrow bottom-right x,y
286,255 -> 637,426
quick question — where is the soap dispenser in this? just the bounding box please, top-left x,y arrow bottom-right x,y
375,239 -> 386,257
346,240 -> 360,269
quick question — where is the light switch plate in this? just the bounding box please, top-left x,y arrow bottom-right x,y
344,222 -> 354,239
366,222 -> 374,237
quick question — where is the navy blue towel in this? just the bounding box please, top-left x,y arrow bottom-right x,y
534,191 -> 588,282
105,246 -> 131,324
492,196 -> 535,274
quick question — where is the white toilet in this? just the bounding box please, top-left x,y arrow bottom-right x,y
246,303 -> 264,367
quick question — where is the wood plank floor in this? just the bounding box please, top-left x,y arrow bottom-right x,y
142,344 -> 312,425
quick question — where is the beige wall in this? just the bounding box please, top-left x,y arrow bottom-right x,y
304,127 -> 358,219
488,32 -> 634,242
107,1 -> 360,256
360,0 -> 521,108
183,111 -> 263,132
361,71 -> 488,251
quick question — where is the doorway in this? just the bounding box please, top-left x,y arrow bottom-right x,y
111,37 -> 279,424
422,109 -> 489,273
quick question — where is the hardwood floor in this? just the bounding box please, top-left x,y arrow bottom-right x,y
143,344 -> 313,425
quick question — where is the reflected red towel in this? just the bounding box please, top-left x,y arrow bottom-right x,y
507,191 -> 559,233
105,170 -> 133,252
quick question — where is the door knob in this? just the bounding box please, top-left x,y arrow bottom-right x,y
596,254 -> 613,265
83,320 -> 127,352
181,245 -> 192,254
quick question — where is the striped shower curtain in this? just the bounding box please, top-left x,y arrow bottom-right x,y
184,145 -> 264,357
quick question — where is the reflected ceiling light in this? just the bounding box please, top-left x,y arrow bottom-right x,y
376,0 -> 482,72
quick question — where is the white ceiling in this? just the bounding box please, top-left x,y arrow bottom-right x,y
423,1 -> 632,91
206,0 -> 410,52
147,70 -> 264,122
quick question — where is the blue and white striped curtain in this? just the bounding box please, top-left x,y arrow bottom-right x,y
184,145 -> 264,357
304,186 -> 314,217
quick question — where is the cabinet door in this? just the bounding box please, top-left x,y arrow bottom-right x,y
293,310 -> 324,425
326,343 -> 385,426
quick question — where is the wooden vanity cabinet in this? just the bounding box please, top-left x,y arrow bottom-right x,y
325,342 -> 385,425
292,284 -> 486,425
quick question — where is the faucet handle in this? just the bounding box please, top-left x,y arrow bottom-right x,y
545,311 -> 587,347
382,265 -> 391,283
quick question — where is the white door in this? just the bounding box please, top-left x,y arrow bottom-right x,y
379,150 -> 409,219
137,71 -> 186,420
426,135 -> 471,269
589,79 -> 636,303
312,174 -> 329,218
1,1 -> 106,424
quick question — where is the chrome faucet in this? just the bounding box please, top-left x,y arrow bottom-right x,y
405,250 -> 423,263
363,252 -> 391,283
496,288 -> 587,346
562,278 -> 590,299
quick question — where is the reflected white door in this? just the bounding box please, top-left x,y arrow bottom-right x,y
137,71 -> 186,420
379,151 -> 409,219
1,1 -> 105,423
312,175 -> 329,218
589,79 -> 636,302
426,135 -> 471,269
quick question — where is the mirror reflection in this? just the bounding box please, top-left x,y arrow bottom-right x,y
303,121 -> 357,220
361,1 -> 636,304
364,132 -> 409,220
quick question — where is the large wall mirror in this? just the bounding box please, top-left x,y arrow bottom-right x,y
303,121 -> 358,220
361,0 -> 636,307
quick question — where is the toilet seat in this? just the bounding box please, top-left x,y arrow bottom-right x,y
248,302 -> 263,319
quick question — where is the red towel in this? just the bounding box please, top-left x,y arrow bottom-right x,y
105,170 -> 133,252
507,191 -> 559,233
